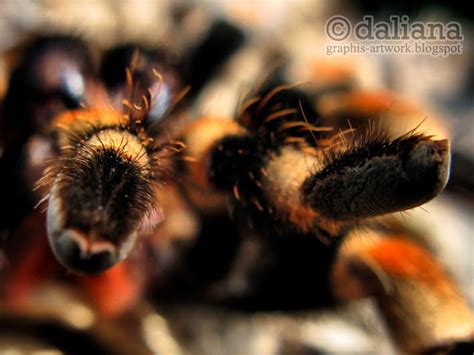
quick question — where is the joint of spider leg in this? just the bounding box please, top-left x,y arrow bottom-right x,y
207,134 -> 262,193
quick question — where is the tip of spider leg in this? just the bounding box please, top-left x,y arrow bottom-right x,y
405,138 -> 450,195
52,229 -> 118,275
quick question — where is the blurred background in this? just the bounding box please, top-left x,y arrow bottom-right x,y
0,1 -> 472,353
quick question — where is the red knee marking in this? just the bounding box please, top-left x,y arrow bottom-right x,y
309,59 -> 355,85
366,238 -> 449,290
79,262 -> 143,317
3,213 -> 59,307
341,91 -> 419,117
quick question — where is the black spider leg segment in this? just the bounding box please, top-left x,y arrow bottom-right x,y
208,134 -> 263,197
99,44 -> 175,114
179,19 -> 246,102
302,133 -> 451,220
100,45 -> 163,90
45,124 -> 158,274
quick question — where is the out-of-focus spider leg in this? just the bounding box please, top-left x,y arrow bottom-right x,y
316,89 -> 449,140
176,116 -> 246,212
332,229 -> 474,353
301,134 -> 450,221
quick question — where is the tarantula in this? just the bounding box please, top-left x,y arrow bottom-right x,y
0,22 -> 472,354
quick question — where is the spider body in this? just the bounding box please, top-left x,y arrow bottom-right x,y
0,29 -> 472,354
